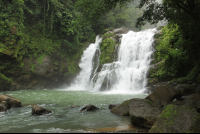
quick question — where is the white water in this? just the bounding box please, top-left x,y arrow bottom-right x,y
66,28 -> 156,94
66,35 -> 102,91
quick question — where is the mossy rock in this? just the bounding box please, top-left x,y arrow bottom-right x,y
129,98 -> 163,128
110,99 -> 130,116
149,104 -> 200,133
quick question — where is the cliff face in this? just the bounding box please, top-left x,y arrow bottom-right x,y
0,53 -> 81,91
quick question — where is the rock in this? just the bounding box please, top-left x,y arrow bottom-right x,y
32,104 -> 52,115
110,98 -> 163,128
110,100 -> 130,116
149,104 -> 200,133
108,104 -> 120,109
0,103 -> 7,112
23,55 -> 53,77
80,104 -> 99,112
173,84 -> 197,98
112,27 -> 129,34
145,83 -> 180,107
0,94 -> 21,108
129,99 -> 163,128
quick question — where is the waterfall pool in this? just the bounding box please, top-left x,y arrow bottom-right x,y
0,89 -> 147,133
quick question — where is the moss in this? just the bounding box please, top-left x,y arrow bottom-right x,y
54,61 -> 59,66
149,104 -> 178,133
145,99 -> 153,105
31,64 -> 36,72
121,100 -> 130,106
37,54 -> 46,65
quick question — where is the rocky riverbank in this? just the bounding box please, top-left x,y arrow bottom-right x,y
109,80 -> 200,133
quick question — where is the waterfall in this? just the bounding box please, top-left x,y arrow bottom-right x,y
66,28 -> 156,94
66,35 -> 102,91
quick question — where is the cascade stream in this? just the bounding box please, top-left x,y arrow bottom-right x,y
67,28 -> 156,94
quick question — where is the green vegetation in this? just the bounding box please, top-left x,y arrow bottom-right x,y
99,34 -> 117,65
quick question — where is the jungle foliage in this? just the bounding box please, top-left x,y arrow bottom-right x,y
137,0 -> 200,82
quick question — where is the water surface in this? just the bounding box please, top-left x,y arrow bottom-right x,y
0,89 -> 147,133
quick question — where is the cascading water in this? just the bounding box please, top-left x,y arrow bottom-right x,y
67,28 -> 156,94
67,35 -> 102,91
93,28 -> 156,94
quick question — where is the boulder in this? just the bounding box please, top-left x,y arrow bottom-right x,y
32,105 -> 52,115
108,104 -> 120,109
145,83 -> 180,107
173,84 -> 197,98
0,94 -> 21,108
169,94 -> 200,112
149,104 -> 200,133
110,98 -> 163,128
80,104 -> 99,112
110,100 -> 130,116
129,99 -> 163,128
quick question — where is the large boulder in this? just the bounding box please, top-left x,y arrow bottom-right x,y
32,105 -> 52,115
110,98 -> 163,128
80,104 -> 99,112
145,83 -> 180,107
0,94 -> 21,108
129,99 -> 163,128
149,104 -> 200,133
110,100 -> 130,116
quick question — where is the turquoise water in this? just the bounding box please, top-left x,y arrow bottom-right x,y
0,89 -> 147,133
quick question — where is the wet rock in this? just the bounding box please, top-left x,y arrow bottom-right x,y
149,104 -> 200,133
110,100 -> 130,116
110,98 -> 163,128
0,103 -> 7,112
129,99 -> 163,128
0,94 -> 21,108
32,104 -> 52,115
108,104 -> 120,109
80,104 -> 99,112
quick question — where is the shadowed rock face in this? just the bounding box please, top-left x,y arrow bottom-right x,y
32,105 -> 52,115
